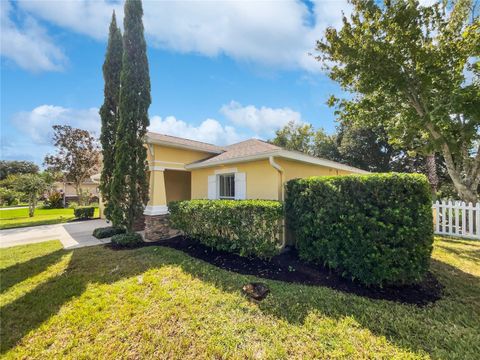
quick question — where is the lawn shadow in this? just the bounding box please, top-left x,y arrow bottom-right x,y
0,246 -> 154,354
166,248 -> 480,359
2,243 -> 479,358
0,249 -> 65,295
435,243 -> 480,265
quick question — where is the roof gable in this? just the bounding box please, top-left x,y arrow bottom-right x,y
199,139 -> 281,164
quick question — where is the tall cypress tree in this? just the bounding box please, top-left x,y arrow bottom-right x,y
110,0 -> 151,232
99,11 -> 123,224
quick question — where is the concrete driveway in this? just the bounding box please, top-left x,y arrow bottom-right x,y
0,219 -> 113,249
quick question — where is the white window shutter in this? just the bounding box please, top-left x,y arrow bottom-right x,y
208,175 -> 217,199
234,172 -> 246,200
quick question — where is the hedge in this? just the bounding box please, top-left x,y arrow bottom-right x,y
93,226 -> 126,239
73,206 -> 95,219
285,173 -> 433,286
169,200 -> 284,258
111,232 -> 143,248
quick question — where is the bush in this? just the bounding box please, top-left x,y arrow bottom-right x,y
111,232 -> 143,248
0,187 -> 21,206
74,206 -> 95,219
68,201 -> 79,209
43,191 -> 64,209
93,226 -> 126,239
285,173 -> 433,286
169,200 -> 284,258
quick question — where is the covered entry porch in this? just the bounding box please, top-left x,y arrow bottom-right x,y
144,168 -> 191,240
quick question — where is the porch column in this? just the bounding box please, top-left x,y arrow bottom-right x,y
144,167 -> 170,241
144,167 -> 168,216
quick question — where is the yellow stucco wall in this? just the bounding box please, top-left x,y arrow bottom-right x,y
148,144 -> 214,169
146,144 -> 215,207
149,170 -> 167,206
191,159 -> 280,200
277,158 -> 353,182
165,170 -> 191,203
146,143 -> 360,207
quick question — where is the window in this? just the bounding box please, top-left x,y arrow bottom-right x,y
218,174 -> 235,199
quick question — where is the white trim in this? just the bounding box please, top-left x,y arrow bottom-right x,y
144,205 -> 169,216
152,160 -> 185,165
146,135 -> 223,154
149,166 -> 165,171
278,150 -> 369,174
148,144 -> 155,156
185,149 -> 368,174
214,167 -> 237,175
151,160 -> 188,171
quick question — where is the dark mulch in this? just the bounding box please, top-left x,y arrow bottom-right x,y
123,236 -> 443,306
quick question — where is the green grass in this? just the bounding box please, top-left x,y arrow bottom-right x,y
0,207 -> 99,229
1,237 -> 479,359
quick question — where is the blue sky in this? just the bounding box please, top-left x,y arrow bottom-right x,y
1,0 -> 353,166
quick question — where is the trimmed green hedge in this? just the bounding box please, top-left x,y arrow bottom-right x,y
111,233 -> 143,248
93,226 -> 126,239
169,200 -> 283,258
73,206 -> 95,219
285,173 -> 433,286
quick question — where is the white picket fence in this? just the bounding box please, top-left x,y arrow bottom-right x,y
432,200 -> 480,239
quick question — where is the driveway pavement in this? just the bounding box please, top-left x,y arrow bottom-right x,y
0,219 -> 112,249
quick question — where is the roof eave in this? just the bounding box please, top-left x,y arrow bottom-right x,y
185,151 -> 281,169
145,135 -> 224,154
277,150 -> 369,174
185,149 -> 369,174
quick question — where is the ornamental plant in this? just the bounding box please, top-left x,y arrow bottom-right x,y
286,173 -> 433,286
169,200 -> 284,258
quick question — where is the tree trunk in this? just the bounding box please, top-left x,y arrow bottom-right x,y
28,196 -> 36,217
425,154 -> 438,195
442,152 -> 478,203
422,123 -> 478,203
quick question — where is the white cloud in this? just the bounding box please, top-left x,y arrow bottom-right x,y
11,100 -> 305,160
149,115 -> 245,145
15,0 -> 352,72
12,105 -> 101,144
0,1 -> 66,72
220,101 -> 302,137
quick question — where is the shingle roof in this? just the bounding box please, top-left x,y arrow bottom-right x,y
198,139 -> 281,164
146,132 -> 368,174
146,132 -> 224,153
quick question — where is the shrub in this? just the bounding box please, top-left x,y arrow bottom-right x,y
285,173 -> 433,286
111,232 -> 143,248
68,201 -> 79,209
169,200 -> 284,258
93,226 -> 126,239
0,187 -> 21,206
43,191 -> 64,209
74,206 -> 95,219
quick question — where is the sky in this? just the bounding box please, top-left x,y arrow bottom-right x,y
1,0 -> 356,166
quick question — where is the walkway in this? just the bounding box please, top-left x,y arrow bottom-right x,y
0,219 -> 112,249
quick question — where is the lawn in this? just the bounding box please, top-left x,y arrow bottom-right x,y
1,237 -> 479,359
0,207 -> 99,230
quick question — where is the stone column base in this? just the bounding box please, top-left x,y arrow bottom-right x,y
145,214 -> 171,241
133,214 -> 146,231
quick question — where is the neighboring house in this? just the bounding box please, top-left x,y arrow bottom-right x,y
54,180 -> 99,205
139,132 -> 368,240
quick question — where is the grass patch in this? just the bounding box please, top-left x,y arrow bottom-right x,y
0,208 -> 99,230
0,237 -> 479,359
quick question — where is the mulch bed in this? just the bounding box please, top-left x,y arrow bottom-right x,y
119,236 -> 444,306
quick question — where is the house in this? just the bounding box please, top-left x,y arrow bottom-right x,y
142,132 -> 368,241
53,179 -> 99,205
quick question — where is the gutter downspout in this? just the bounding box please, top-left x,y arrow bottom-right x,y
269,156 -> 284,201
269,156 -> 286,249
